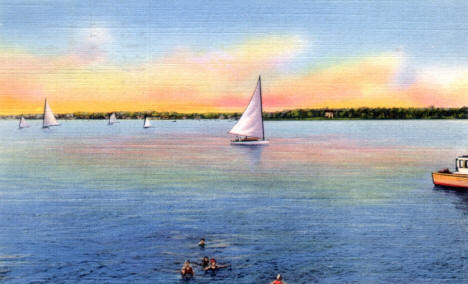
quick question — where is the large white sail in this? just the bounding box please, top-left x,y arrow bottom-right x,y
108,113 -> 118,125
228,77 -> 265,139
43,99 -> 59,128
143,116 -> 152,128
19,116 -> 29,128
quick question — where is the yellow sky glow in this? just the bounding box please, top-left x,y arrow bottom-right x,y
0,36 -> 466,115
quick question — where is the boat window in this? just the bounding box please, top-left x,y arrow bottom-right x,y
459,160 -> 464,168
465,160 -> 468,168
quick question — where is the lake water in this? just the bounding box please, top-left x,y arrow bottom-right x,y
0,120 -> 467,283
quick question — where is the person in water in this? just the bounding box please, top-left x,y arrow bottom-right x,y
271,274 -> 284,284
198,238 -> 205,248
193,256 -> 210,269
204,258 -> 230,273
180,260 -> 194,278
200,256 -> 210,269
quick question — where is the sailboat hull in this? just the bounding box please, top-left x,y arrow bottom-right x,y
231,140 -> 269,145
42,124 -> 60,129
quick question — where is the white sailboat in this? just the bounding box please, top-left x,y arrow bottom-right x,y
143,115 -> 152,128
18,115 -> 30,129
42,98 -> 60,128
228,76 -> 269,145
108,112 -> 119,125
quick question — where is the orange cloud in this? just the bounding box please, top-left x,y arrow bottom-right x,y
406,66 -> 468,107
0,35 -> 305,114
0,37 -> 467,115
262,54 -> 468,109
264,53 -> 412,109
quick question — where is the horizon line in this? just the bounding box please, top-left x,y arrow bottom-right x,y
2,106 -> 467,118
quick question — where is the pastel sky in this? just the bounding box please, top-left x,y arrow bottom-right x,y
1,0 -> 468,114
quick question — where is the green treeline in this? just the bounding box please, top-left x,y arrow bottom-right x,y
4,107 -> 468,120
262,107 -> 468,120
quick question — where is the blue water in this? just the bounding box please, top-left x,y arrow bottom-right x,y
0,120 -> 467,283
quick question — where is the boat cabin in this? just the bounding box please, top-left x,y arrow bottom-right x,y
455,156 -> 468,174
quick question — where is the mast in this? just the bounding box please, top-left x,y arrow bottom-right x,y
258,76 -> 265,140
42,98 -> 47,128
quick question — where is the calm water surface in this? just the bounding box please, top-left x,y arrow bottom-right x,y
0,120 -> 467,283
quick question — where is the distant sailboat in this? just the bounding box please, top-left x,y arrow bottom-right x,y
228,76 -> 269,145
18,115 -> 30,129
42,99 -> 59,128
108,112 -> 119,125
143,115 -> 152,128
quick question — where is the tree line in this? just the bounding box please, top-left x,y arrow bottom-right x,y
2,107 -> 467,120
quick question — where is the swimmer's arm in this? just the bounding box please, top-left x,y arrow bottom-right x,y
217,264 -> 231,269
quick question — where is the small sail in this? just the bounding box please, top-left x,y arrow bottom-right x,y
228,76 -> 265,139
108,112 -> 118,125
143,116 -> 152,128
43,99 -> 59,128
19,116 -> 29,128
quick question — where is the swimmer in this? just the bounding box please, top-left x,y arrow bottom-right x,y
198,238 -> 205,248
271,274 -> 284,284
193,256 -> 210,269
204,258 -> 230,273
200,256 -> 210,269
180,260 -> 194,279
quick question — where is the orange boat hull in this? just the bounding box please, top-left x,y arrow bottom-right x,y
432,172 -> 468,189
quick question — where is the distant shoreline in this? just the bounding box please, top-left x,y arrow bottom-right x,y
1,107 -> 467,120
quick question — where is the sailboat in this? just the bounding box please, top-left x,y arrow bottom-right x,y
18,115 -> 30,129
108,112 -> 119,125
143,115 -> 152,128
42,99 -> 60,128
228,76 -> 269,145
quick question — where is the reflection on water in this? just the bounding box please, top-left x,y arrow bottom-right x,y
231,145 -> 264,172
0,120 -> 467,283
434,186 -> 468,214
